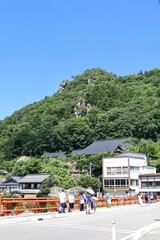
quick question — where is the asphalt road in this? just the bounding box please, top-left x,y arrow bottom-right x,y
1,203 -> 160,240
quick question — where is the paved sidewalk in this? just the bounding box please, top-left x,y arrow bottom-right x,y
0,208 -> 95,224
0,204 -> 138,225
0,211 -> 57,224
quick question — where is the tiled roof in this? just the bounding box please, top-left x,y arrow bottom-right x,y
3,176 -> 22,183
12,176 -> 22,182
41,152 -> 66,158
71,138 -> 131,155
0,169 -> 8,174
18,174 -> 51,183
70,150 -> 83,155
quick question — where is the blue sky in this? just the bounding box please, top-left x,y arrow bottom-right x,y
0,0 -> 160,120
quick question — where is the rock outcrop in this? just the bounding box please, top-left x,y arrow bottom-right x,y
58,80 -> 68,93
17,156 -> 30,162
74,99 -> 91,117
88,77 -> 95,86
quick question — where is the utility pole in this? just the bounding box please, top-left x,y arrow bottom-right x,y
29,149 -> 32,157
89,162 -> 92,176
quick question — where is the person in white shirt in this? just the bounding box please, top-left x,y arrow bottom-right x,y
138,193 -> 143,205
59,189 -> 67,213
68,191 -> 75,212
79,193 -> 85,211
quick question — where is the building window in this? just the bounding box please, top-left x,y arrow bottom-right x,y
117,167 -> 121,174
121,179 -> 127,186
104,179 -> 114,187
122,167 -> 128,174
148,182 -> 155,187
141,181 -> 155,188
131,179 -> 139,186
141,182 -> 148,187
106,167 -> 128,175
115,179 -> 120,186
141,177 -> 147,181
33,183 -> 40,189
104,178 -> 129,188
23,183 -> 31,189
130,166 -> 139,172
107,167 -> 111,174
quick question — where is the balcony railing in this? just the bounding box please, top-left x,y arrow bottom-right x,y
104,185 -> 129,189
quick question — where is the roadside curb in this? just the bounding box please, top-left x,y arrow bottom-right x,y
133,221 -> 160,240
120,220 -> 160,240
0,212 -> 56,224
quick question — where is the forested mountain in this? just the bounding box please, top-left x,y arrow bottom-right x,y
0,67 -> 160,162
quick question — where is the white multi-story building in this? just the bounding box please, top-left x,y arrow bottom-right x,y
139,173 -> 160,193
102,153 -> 156,196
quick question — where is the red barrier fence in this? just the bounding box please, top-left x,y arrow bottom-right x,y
0,195 -> 159,217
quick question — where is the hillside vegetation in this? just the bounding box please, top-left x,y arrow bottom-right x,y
0,67 -> 160,162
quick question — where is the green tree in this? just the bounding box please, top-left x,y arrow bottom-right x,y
11,158 -> 42,176
37,176 -> 58,197
41,159 -> 77,189
77,175 -> 101,190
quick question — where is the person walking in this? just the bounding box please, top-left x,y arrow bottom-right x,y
85,192 -> 92,214
106,191 -> 111,208
91,197 -> 97,212
138,193 -> 143,205
59,189 -> 67,213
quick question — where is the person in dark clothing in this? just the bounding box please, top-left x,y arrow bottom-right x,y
153,192 -> 157,203
144,192 -> 148,204
85,192 -> 92,214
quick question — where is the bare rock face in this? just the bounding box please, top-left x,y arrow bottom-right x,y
49,186 -> 86,197
17,156 -> 30,162
88,78 -> 95,86
58,80 -> 68,93
74,99 -> 91,117
75,99 -> 86,108
86,103 -> 91,112
49,187 -> 63,197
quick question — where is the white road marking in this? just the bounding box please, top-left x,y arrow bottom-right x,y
149,231 -> 160,235
24,221 -> 134,234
